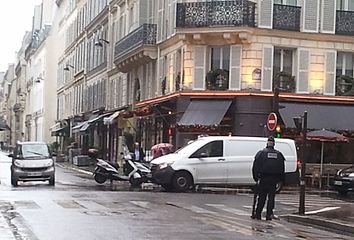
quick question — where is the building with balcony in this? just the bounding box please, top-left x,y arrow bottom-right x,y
52,0 -> 354,165
120,0 -> 354,164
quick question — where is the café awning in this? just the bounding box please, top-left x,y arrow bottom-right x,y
177,100 -> 232,126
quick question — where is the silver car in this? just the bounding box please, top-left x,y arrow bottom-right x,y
10,142 -> 55,186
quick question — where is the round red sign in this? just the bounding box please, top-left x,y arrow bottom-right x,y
267,112 -> 277,131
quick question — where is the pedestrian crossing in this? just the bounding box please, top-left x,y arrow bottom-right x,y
1,194 -> 350,214
1,194 -> 353,240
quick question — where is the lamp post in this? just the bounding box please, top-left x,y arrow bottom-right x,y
294,111 -> 308,215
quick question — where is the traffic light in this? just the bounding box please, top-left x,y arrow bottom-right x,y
275,124 -> 282,138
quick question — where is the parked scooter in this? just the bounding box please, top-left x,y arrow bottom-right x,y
89,148 -> 152,187
122,153 -> 152,187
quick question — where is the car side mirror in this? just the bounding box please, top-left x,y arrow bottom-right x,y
8,153 -> 13,158
200,152 -> 208,158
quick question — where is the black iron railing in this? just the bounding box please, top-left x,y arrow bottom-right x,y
336,10 -> 354,36
273,4 -> 301,31
114,23 -> 157,61
176,0 -> 256,28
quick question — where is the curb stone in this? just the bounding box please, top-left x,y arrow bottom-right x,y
284,214 -> 354,237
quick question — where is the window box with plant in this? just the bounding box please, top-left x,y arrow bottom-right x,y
336,75 -> 354,96
273,71 -> 295,92
206,69 -> 229,90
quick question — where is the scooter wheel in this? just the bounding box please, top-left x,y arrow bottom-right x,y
129,177 -> 142,188
94,174 -> 107,184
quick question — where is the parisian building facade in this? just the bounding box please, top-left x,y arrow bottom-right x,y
1,0 -> 354,164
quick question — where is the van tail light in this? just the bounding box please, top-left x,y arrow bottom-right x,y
297,159 -> 302,170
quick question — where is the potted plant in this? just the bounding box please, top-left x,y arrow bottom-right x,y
206,69 -> 229,90
336,75 -> 354,96
273,71 -> 295,92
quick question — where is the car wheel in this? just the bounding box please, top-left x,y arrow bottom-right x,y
49,176 -> 55,186
11,176 -> 18,187
338,190 -> 348,196
275,181 -> 283,193
94,174 -> 106,184
172,171 -> 193,192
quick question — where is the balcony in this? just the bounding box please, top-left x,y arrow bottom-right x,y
114,24 -> 157,72
336,10 -> 354,36
273,4 -> 301,31
176,0 -> 256,28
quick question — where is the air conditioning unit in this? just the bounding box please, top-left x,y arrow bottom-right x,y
73,155 -> 90,166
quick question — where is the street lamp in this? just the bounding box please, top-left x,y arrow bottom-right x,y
64,64 -> 74,71
94,38 -> 110,47
293,111 -> 308,215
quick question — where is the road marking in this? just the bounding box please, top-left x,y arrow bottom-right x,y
206,204 -> 249,216
305,206 -> 341,215
130,201 -> 151,209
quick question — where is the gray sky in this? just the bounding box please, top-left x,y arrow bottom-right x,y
0,0 -> 42,72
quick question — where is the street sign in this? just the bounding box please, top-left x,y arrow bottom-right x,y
267,112 -> 277,131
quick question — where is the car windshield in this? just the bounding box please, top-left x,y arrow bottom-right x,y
175,139 -> 209,155
20,144 -> 50,159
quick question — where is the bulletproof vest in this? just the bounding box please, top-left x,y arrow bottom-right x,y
261,148 -> 284,175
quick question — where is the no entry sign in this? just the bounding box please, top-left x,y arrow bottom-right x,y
267,112 -> 277,131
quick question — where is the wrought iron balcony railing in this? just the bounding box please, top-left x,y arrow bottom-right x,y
273,4 -> 301,31
336,10 -> 354,36
176,0 -> 256,28
114,24 -> 157,61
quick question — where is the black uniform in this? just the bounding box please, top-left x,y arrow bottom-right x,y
252,141 -> 285,220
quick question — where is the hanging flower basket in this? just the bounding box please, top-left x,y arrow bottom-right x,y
134,107 -> 152,117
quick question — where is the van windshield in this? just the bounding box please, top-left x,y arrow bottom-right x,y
175,139 -> 208,155
20,144 -> 50,159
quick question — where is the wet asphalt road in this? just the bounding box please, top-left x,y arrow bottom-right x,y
0,152 -> 353,240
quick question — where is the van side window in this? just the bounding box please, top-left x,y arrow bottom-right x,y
190,141 -> 223,158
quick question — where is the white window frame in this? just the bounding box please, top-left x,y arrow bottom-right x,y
274,0 -> 298,6
273,48 -> 295,75
337,0 -> 354,10
209,46 -> 230,71
337,52 -> 354,76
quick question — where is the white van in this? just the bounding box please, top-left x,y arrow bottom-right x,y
150,136 -> 298,192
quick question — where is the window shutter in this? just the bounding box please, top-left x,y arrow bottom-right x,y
139,0 -> 148,25
261,46 -> 274,91
170,0 -> 177,35
229,45 -> 242,90
157,0 -> 165,43
258,0 -> 273,29
303,0 -> 319,32
193,46 -> 206,90
324,50 -> 336,95
297,48 -> 310,93
321,0 -> 336,33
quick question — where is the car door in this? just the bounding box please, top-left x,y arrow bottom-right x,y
189,140 -> 227,184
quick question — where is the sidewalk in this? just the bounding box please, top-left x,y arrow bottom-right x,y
55,160 -> 354,237
0,203 -> 15,240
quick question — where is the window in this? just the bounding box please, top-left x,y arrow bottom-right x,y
273,48 -> 293,75
337,0 -> 354,11
337,52 -> 354,77
210,46 -> 230,71
274,0 -> 297,5
191,141 -> 223,158
273,48 -> 295,92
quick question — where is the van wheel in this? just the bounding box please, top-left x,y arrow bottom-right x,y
275,181 -> 283,193
172,171 -> 193,192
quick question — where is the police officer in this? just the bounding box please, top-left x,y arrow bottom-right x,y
252,136 -> 285,220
